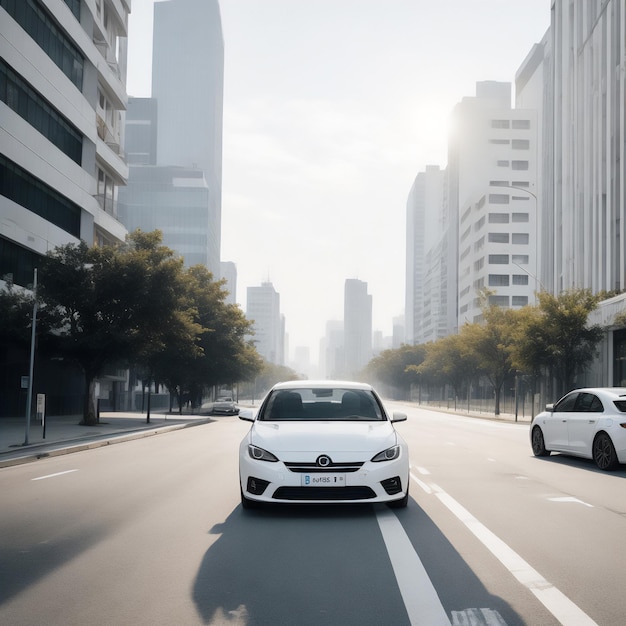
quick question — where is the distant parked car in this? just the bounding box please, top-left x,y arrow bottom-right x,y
238,380 -> 409,508
530,387 -> 626,470
210,396 -> 239,416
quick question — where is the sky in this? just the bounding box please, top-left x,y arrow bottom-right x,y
126,0 -> 551,369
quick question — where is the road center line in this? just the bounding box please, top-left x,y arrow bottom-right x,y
429,483 -> 598,626
32,469 -> 78,481
376,507 -> 450,626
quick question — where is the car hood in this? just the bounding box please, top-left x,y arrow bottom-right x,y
249,420 -> 397,454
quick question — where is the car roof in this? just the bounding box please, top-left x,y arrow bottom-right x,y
567,387 -> 626,398
271,380 -> 374,391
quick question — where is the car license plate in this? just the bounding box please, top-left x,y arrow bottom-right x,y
301,473 -> 346,487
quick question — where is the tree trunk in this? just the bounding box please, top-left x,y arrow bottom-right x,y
81,374 -> 98,425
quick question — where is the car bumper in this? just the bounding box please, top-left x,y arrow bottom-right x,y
239,452 -> 409,504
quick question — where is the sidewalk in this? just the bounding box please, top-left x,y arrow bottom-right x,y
0,411 -> 216,468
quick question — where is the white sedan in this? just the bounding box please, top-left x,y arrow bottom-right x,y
530,387 -> 626,470
238,381 -> 410,508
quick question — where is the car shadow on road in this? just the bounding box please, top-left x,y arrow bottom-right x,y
533,453 -> 626,476
192,498 -> 527,626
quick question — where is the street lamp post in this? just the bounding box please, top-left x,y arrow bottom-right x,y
24,268 -> 38,446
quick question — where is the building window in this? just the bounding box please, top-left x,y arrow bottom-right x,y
512,139 -> 530,150
489,254 -> 509,264
512,119 -> 531,129
62,0 -> 80,20
1,0 -> 85,89
511,180 -> 530,188
513,274 -> 529,285
512,254 -> 529,264
497,160 -> 510,167
489,139 -> 510,145
512,213 -> 529,223
489,213 -> 509,223
475,216 -> 486,231
0,59 -> 82,164
0,154 -> 81,238
489,274 -> 510,286
0,236 -> 41,288
512,233 -> 529,244
489,194 -> 510,204
491,120 -> 510,129
512,296 -> 529,306
489,295 -> 509,307
512,160 -> 529,170
490,180 -> 510,187
474,258 -> 484,271
488,233 -> 510,243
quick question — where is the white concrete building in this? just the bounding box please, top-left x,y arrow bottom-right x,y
344,278 -> 372,377
405,165 -> 446,344
246,282 -> 284,365
449,82 -> 538,325
1,0 -> 129,287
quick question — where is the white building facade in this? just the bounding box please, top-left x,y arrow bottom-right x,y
246,282 -> 284,365
449,82 -> 539,325
1,0 -> 129,285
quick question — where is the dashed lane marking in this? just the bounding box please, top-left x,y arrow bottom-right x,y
32,469 -> 78,481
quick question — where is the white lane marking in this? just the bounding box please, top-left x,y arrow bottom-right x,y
429,483 -> 598,626
452,608 -> 507,625
415,466 -> 431,475
376,507 -> 450,625
548,496 -> 593,508
32,470 -> 78,481
411,472 -> 432,494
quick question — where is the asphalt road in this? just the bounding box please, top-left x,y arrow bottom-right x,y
1,404 -> 624,625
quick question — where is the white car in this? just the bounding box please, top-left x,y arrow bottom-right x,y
530,387 -> 626,470
238,381 -> 410,508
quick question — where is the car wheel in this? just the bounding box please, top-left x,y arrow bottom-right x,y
592,432 -> 619,471
531,426 -> 550,457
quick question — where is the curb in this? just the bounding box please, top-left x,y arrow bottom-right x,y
0,418 -> 213,469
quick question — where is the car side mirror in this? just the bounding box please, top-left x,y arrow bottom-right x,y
545,403 -> 554,412
391,412 -> 407,423
238,409 -> 255,422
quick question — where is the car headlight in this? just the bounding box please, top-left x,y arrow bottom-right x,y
371,445 -> 401,462
248,445 -> 279,462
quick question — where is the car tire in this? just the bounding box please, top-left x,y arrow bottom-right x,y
592,432 -> 619,471
531,426 -> 550,457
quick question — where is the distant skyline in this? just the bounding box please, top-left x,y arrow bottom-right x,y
126,0 -> 551,364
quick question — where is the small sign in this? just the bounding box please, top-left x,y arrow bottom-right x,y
21,376 -> 29,389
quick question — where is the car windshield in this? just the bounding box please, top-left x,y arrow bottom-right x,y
259,388 -> 384,421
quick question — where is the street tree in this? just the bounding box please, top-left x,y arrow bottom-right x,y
38,231 -> 194,425
521,289 -> 603,396
366,344 -> 427,399
416,333 -> 478,407
460,295 -> 519,415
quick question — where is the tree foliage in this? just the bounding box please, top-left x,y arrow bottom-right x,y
1,231 -> 263,424
366,344 -> 426,399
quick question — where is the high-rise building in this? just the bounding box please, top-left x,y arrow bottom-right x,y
151,0 -> 224,276
124,97 -> 158,166
448,81 -> 538,325
220,261 -> 237,306
344,279 -> 372,377
1,0 -> 129,285
405,166 -> 445,344
246,282 -> 284,365
0,0 -> 130,415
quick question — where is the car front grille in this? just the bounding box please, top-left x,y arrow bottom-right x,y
284,461 -> 364,473
272,486 -> 376,501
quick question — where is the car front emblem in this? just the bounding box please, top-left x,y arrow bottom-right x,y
317,455 -> 332,468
